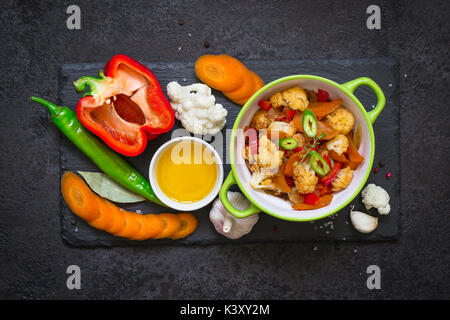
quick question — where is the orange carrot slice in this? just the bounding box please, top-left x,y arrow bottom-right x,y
170,213 -> 199,239
225,71 -> 264,105
90,197 -> 116,231
195,55 -> 248,92
272,173 -> 292,193
116,212 -> 142,239
61,172 -> 100,222
284,152 -> 304,177
329,150 -> 348,163
133,214 -> 166,240
308,99 -> 342,120
292,194 -> 333,210
154,213 -> 181,239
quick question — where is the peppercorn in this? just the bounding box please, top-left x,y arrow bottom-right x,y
386,172 -> 392,179
379,161 -> 385,167
178,20 -> 184,25
204,41 -> 210,48
374,168 -> 379,173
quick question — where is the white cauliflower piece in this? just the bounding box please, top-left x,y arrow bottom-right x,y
268,121 -> 297,138
361,184 -> 391,215
269,87 -> 309,111
326,134 -> 349,155
293,163 -> 318,194
250,110 -> 271,130
249,170 -> 273,190
326,107 -> 355,135
257,135 -> 284,174
331,166 -> 354,191
166,81 -> 227,135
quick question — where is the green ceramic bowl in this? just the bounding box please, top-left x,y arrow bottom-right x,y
219,75 -> 386,222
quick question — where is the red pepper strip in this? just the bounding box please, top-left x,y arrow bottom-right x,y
321,162 -> 342,186
317,89 -> 329,102
293,146 -> 305,153
293,194 -> 333,210
323,154 -> 332,168
284,109 -> 295,122
74,54 -> 175,156
258,100 -> 272,111
304,192 -> 320,205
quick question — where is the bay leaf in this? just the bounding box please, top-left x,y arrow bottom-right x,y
77,171 -> 145,203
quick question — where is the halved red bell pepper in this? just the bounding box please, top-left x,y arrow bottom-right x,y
73,54 -> 175,156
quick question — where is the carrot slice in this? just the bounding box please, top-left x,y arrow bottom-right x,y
346,135 -> 364,164
90,197 -> 116,232
61,172 -> 100,222
133,214 -> 166,240
108,206 -> 127,235
308,99 -> 342,120
224,72 -> 254,101
284,152 -> 304,177
170,213 -> 199,239
329,150 -> 348,163
272,173 -> 292,193
154,213 -> 182,239
227,71 -> 264,106
195,55 -> 248,92
116,212 -> 142,239
292,194 -> 333,210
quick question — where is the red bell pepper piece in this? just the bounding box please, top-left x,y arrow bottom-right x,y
73,55 -> 175,156
323,154 -> 332,168
304,192 -> 320,205
317,89 -> 329,102
321,162 -> 342,186
258,100 -> 272,111
293,146 -> 305,154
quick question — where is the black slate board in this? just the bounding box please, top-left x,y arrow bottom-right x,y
58,58 -> 400,246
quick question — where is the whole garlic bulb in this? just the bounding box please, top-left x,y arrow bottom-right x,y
350,206 -> 378,233
209,192 -> 259,239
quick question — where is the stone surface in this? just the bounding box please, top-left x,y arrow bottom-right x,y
0,0 -> 449,299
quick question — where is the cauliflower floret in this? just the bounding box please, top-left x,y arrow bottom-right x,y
326,134 -> 349,155
281,87 -> 309,111
269,92 -> 287,108
250,110 -> 271,130
292,133 -> 307,148
361,184 -> 391,215
167,81 -> 227,135
268,121 -> 297,138
326,107 -> 355,135
293,163 -> 318,194
257,135 -> 284,174
331,166 -> 354,191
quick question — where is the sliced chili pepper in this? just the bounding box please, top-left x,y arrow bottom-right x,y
73,55 -> 175,156
317,89 -> 329,102
279,137 -> 299,150
302,109 -> 317,138
309,151 -> 331,177
321,162 -> 342,186
258,100 -> 272,111
304,192 -> 320,205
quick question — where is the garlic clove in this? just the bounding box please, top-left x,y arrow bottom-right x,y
209,192 -> 259,239
350,208 -> 378,234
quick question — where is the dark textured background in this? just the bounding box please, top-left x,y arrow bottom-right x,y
0,0 -> 448,299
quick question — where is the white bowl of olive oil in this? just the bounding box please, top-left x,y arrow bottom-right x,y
149,136 -> 224,211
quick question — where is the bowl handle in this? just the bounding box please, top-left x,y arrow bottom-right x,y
219,172 -> 261,218
341,77 -> 386,124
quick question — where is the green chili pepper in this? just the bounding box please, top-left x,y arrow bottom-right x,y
302,109 -> 317,138
279,137 -> 299,150
31,97 -> 163,206
309,150 -> 331,177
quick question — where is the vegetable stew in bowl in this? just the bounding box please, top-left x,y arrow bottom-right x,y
242,86 -> 364,210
